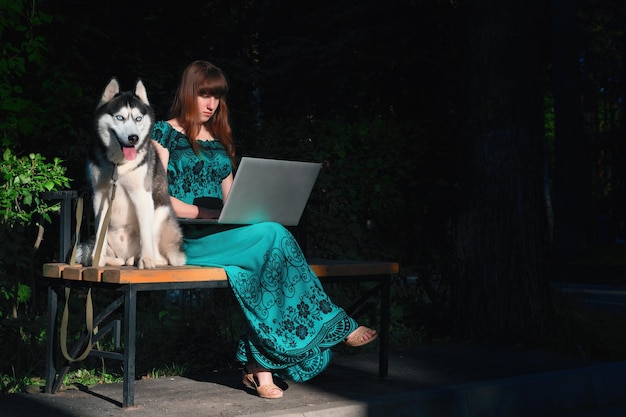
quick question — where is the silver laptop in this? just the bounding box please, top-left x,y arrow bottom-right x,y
180,157 -> 321,226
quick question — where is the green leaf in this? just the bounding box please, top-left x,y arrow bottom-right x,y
17,283 -> 32,303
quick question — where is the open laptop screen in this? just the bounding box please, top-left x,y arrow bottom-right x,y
178,157 -> 321,226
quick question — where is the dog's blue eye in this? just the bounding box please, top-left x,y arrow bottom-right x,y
115,115 -> 124,121
135,116 -> 143,122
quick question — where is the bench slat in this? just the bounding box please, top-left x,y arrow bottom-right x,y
102,265 -> 228,284
309,260 -> 399,277
62,267 -> 87,281
42,260 -> 398,283
42,263 -> 69,278
83,267 -> 110,282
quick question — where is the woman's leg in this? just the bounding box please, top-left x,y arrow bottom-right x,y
183,222 -> 377,383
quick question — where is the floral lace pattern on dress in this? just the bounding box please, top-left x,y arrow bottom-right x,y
229,224 -> 357,381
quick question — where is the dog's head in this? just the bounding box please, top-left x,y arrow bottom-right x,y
94,78 -> 154,163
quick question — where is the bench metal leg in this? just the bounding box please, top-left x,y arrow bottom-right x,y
326,274 -> 392,378
45,283 -> 126,395
379,275 -> 391,378
123,285 -> 137,408
44,285 -> 58,393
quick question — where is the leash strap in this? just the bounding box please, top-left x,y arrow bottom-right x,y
60,166 -> 115,363
61,196 -> 92,362
93,167 -> 118,267
60,287 -> 94,363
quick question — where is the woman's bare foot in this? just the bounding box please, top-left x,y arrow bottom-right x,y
345,326 -> 378,347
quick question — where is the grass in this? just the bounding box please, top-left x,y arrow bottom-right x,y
1,374 -> 45,394
143,363 -> 189,380
1,363 -> 189,393
61,367 -> 123,389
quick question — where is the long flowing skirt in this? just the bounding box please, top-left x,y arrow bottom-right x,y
182,221 -> 358,382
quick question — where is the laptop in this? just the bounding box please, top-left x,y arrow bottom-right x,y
179,157 -> 321,226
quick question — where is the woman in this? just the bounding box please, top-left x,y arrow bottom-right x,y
153,60 -> 377,399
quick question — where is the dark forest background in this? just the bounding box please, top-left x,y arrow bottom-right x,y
3,0 -> 626,387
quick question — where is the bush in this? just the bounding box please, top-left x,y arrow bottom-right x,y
1,149 -> 71,227
0,148 -> 70,389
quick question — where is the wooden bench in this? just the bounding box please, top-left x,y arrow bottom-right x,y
41,191 -> 399,407
42,260 -> 398,408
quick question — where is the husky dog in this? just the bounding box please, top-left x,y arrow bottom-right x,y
79,78 -> 186,269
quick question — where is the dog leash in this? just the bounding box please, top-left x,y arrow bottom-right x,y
92,165 -> 118,267
60,165 -> 117,363
61,195 -> 94,363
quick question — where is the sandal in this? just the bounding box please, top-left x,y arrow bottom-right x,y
345,326 -> 378,347
242,367 -> 283,399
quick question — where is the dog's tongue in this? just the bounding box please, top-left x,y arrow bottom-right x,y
122,146 -> 137,160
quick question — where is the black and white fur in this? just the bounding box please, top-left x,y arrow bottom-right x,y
78,78 -> 186,268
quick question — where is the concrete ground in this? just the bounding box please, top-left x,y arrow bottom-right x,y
2,343 -> 626,417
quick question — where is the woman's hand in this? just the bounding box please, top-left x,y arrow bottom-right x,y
196,206 -> 221,219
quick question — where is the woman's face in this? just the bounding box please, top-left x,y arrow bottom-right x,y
196,95 -> 220,122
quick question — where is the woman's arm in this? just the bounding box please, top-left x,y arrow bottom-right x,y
153,140 -> 226,219
170,197 -> 219,219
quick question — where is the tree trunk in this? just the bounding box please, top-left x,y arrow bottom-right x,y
451,0 -> 552,343
551,0 -> 587,261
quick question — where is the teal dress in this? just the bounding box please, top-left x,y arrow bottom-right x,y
152,121 -> 358,382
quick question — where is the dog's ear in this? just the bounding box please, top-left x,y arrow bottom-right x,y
135,79 -> 149,105
100,78 -> 120,105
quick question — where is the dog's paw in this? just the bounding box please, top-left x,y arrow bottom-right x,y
105,257 -> 126,266
155,256 -> 169,267
137,256 -> 157,269
168,251 -> 186,266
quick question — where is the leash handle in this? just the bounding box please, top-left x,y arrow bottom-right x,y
60,287 -> 94,363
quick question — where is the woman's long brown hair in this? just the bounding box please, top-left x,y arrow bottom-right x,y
168,60 -> 236,165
